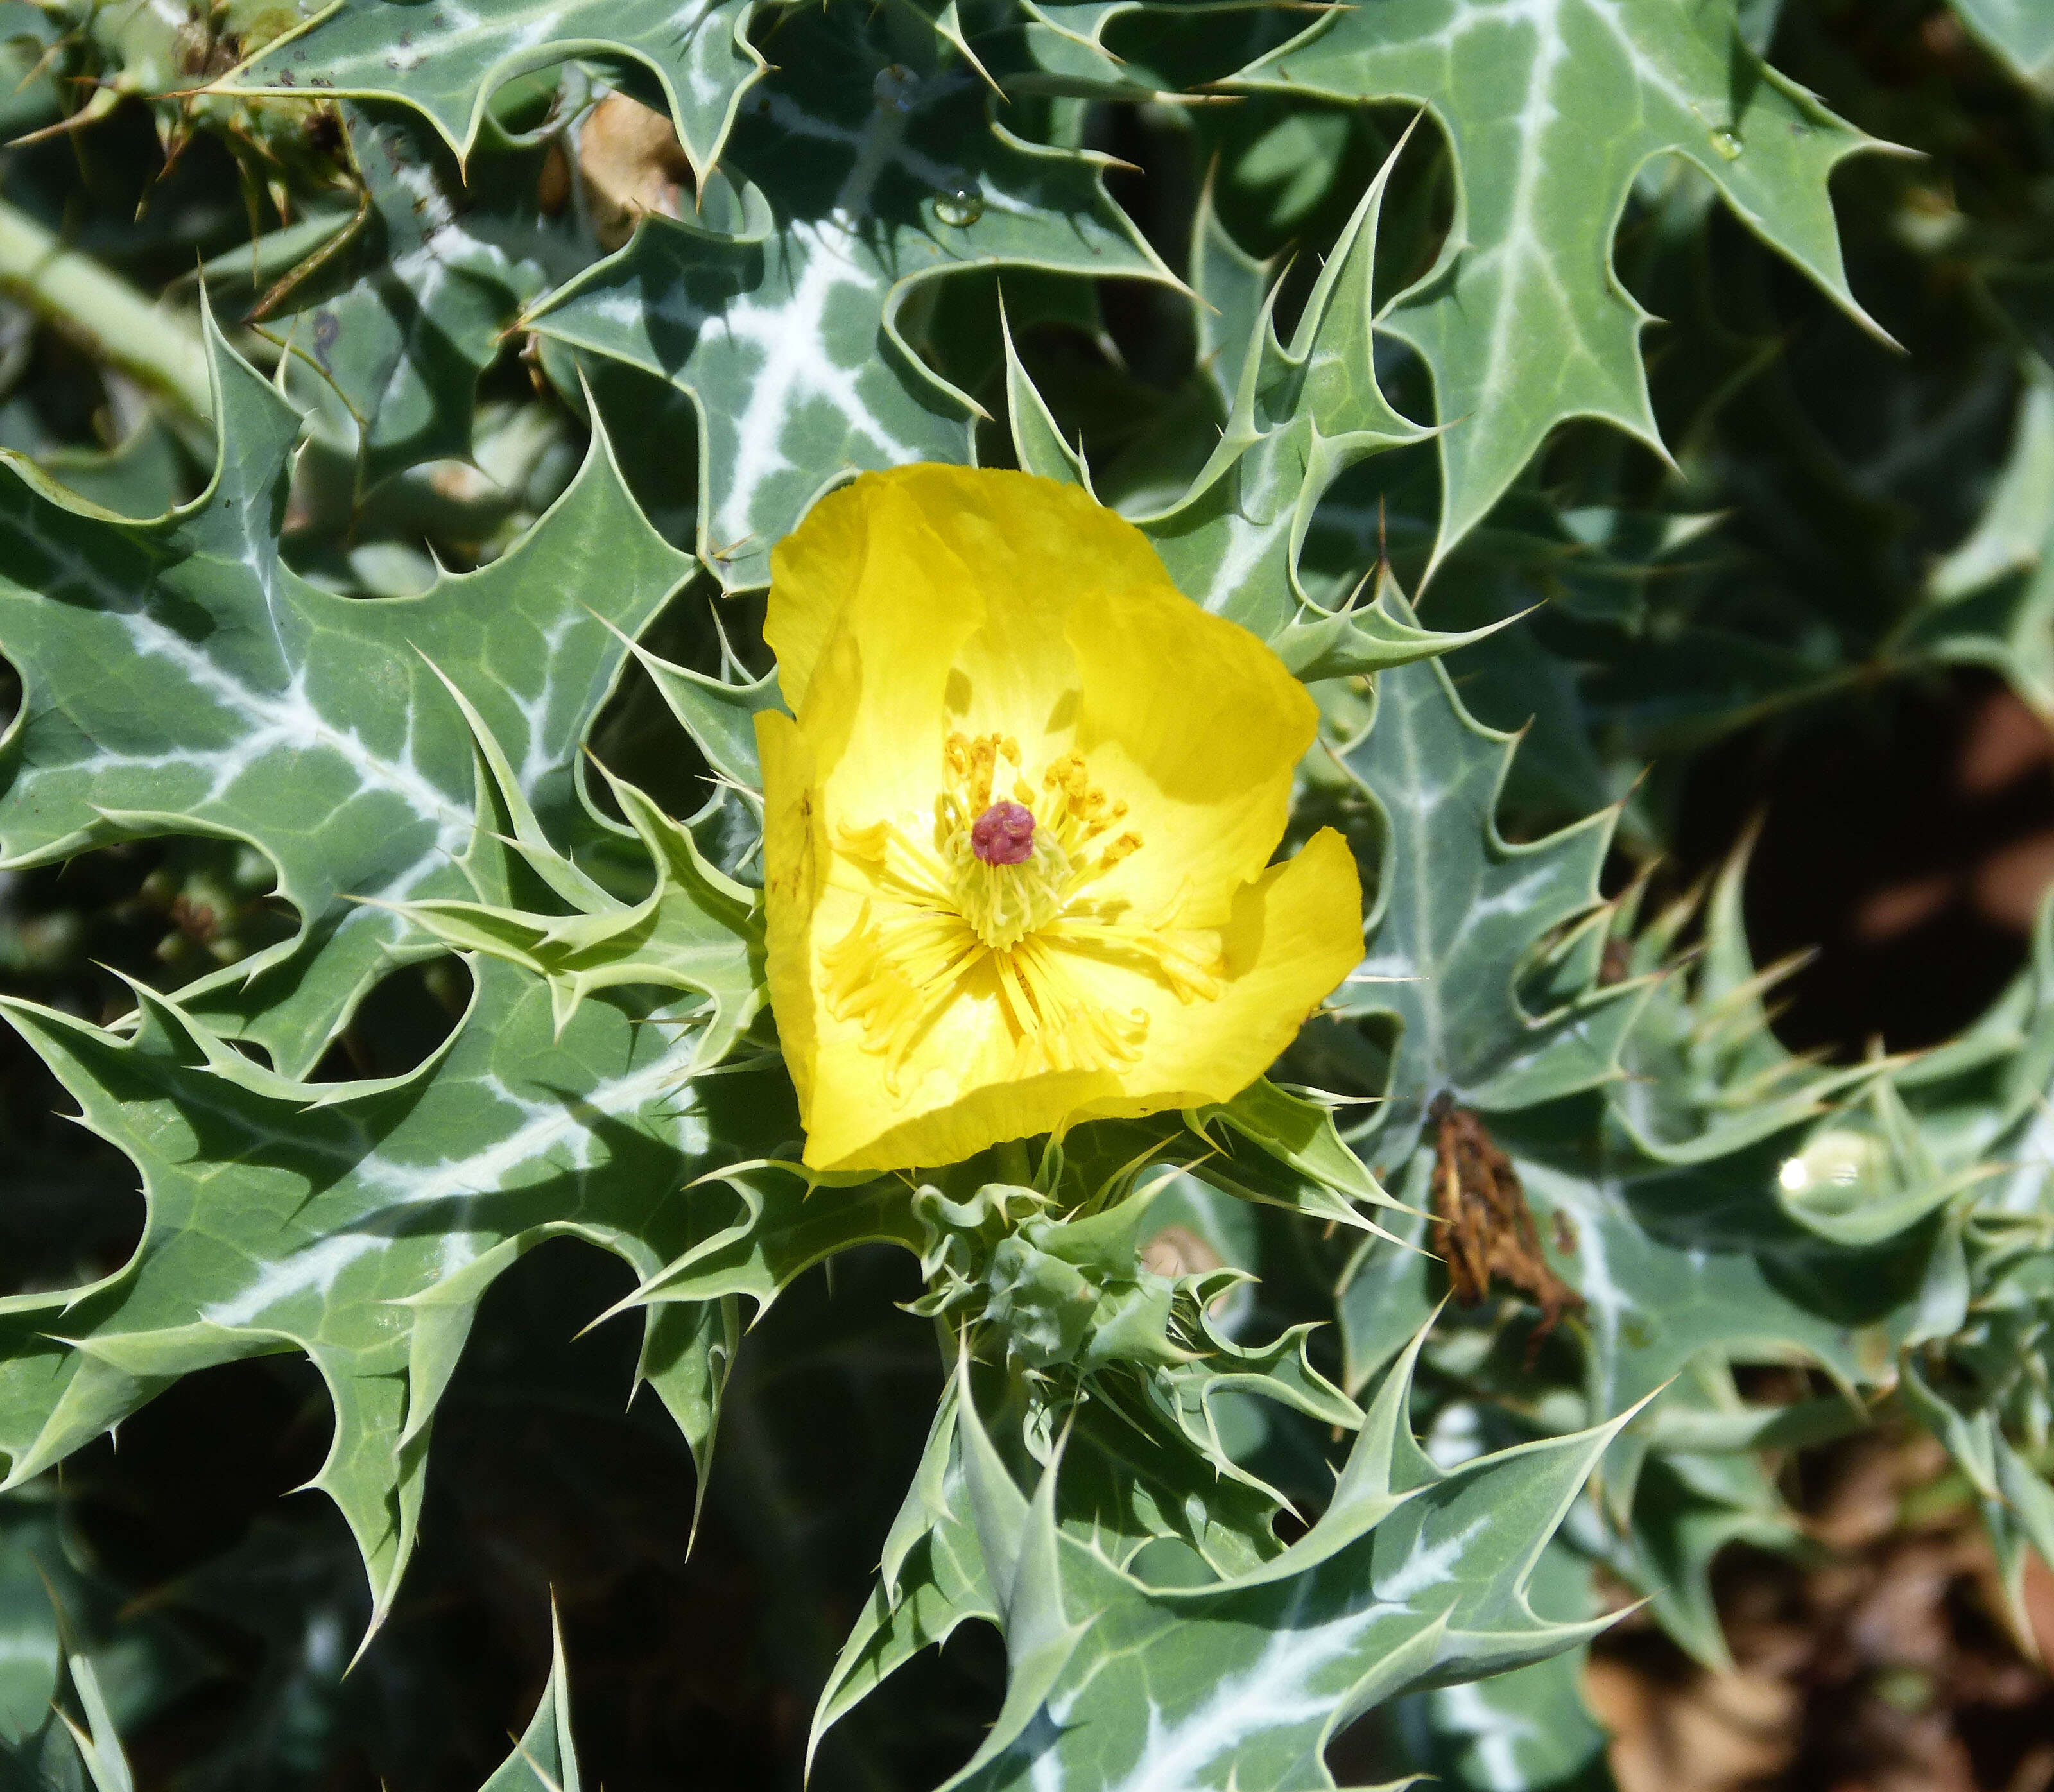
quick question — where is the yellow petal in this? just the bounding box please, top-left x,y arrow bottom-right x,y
795,829 -> 1362,1171
1066,576 -> 1318,927
901,465 -> 1164,755
1069,827 -> 1364,1120
770,463 -> 1169,752
804,992 -> 1118,1173
754,710 -> 827,1117
792,478 -> 986,832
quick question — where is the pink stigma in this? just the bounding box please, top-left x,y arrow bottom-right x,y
971,801 -> 1035,866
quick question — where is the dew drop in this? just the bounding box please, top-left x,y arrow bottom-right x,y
873,64 -> 919,114
1710,128 -> 1743,161
934,179 -> 984,227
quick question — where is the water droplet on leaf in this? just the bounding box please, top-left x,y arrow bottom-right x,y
935,180 -> 983,227
1711,128 -> 1743,160
873,64 -> 919,113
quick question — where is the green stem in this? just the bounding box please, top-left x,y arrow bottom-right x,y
0,197 -> 214,424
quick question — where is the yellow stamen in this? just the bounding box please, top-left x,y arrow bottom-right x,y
822,738 -> 1216,1079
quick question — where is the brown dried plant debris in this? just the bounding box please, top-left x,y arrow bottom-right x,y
578,92 -> 692,251
1429,1094 -> 1583,1354
1589,1426 -> 2054,1792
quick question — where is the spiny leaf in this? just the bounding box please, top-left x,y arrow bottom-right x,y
617,1159 -> 922,1320
1184,1078 -> 1410,1236
218,0 -> 769,187
479,1604 -> 583,1791
1905,354 -> 2054,718
1593,1430 -> 1799,1669
940,0 -> 1294,99
1948,0 -> 2054,92
264,101 -> 599,490
0,956 -> 798,1642
616,625 -> 784,793
384,697 -> 766,1064
1380,1544 -> 1610,1789
1001,133 -> 1501,680
938,1334 -> 1635,1792
810,1385 -> 997,1772
528,5 -> 1173,591
1334,859 -> 1963,1621
50,1653 -> 131,1792
1890,897 -> 2054,1629
1133,137 -> 1429,647
0,316 -> 693,1076
1234,0 -> 1887,569
1319,598 -> 1639,1179
1506,1098 -> 1964,1449
1610,844 -> 1883,1162
813,1163 -> 1369,1752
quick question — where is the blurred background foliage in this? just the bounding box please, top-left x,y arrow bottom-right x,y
8,0 -> 2054,1787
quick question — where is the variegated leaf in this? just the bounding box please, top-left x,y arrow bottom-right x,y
0,952 -> 796,1639
0,317 -> 691,1074
218,0 -> 768,186
529,4 -> 1171,591
1234,0 -> 1886,569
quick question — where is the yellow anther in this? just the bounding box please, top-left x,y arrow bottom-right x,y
1101,832 -> 1143,867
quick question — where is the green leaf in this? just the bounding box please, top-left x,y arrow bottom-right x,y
218,0 -> 768,187
1189,171 -> 1277,417
1337,867 -> 1966,1607
1886,900 -> 2054,1630
949,0 -> 1292,99
939,1333 -> 1635,1792
386,698 -> 766,1065
49,1655 -> 130,1792
1080,134 -> 1497,678
480,1605 -> 582,1792
1901,1356 -> 2054,1637
1949,0 -> 2054,91
1380,1543 -> 1611,1791
1234,0 -> 1886,567
622,1160 -> 923,1318
264,101 -> 597,490
1322,608 -> 1638,1178
1186,1078 -> 1410,1235
528,6 -> 1172,591
0,316 -> 693,1075
814,1162 -> 1371,1752
0,958 -> 799,1641
998,141 -> 1506,671
1502,1092 -> 1967,1490
1904,355 -> 2054,718
1132,139 -> 1428,642
999,300 -> 1092,491
809,1383 -> 997,1773
1603,847 -> 1864,1160
614,624 -> 784,794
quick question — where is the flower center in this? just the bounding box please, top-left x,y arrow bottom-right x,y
820,729 -> 1225,1087
936,735 -> 1130,952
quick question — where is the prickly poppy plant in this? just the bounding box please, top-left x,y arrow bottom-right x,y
3,2 -> 2054,1788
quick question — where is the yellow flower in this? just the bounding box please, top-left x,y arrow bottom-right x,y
755,465 -> 1363,1173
